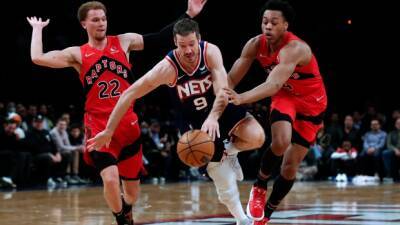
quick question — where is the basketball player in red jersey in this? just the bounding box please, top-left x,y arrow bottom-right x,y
88,18 -> 265,225
224,0 -> 327,224
27,1 -> 207,224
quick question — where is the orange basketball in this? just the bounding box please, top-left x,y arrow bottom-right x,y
177,130 -> 215,167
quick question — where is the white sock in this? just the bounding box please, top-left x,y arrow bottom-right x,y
229,201 -> 248,223
224,141 -> 240,155
207,163 -> 247,222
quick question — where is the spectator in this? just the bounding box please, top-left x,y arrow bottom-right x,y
352,111 -> 362,131
0,119 -> 20,188
69,123 -> 84,146
325,113 -> 343,149
311,128 -> 335,180
342,115 -> 362,150
16,103 -> 29,132
382,117 -> 400,182
50,118 -> 84,184
358,119 -> 387,181
331,140 -> 358,182
24,114 -> 69,187
39,104 -> 54,130
7,112 -> 25,139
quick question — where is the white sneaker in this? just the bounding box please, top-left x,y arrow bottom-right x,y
0,177 -> 16,188
47,178 -> 56,189
222,152 -> 243,181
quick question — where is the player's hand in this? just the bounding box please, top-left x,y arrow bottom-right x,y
87,130 -> 113,152
26,16 -> 50,29
223,87 -> 243,105
201,116 -> 220,141
186,0 -> 207,18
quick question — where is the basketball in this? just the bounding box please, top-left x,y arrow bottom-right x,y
177,130 -> 215,167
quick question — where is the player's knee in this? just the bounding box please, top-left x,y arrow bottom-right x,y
100,168 -> 120,188
271,136 -> 291,153
252,127 -> 265,149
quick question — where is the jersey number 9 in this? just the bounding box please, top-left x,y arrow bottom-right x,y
193,97 -> 208,110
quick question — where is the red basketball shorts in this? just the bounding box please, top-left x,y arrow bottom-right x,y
83,111 -> 142,180
270,90 -> 327,147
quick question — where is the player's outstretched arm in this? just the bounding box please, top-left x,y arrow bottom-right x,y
225,41 -> 309,105
227,36 -> 260,89
87,59 -> 176,151
119,0 -> 207,52
27,17 -> 79,69
201,44 -> 228,140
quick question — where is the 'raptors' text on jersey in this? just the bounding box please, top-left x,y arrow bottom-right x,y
79,36 -> 135,116
166,41 -> 214,127
257,32 -> 326,101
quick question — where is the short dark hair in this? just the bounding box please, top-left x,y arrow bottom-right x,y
173,18 -> 200,39
261,0 -> 295,24
77,1 -> 107,22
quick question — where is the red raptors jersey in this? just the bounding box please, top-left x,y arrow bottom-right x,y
80,36 -> 135,116
256,32 -> 326,100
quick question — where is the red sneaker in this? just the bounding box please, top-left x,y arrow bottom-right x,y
253,217 -> 269,225
246,185 -> 267,221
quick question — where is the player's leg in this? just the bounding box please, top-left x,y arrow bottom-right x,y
121,180 -> 140,225
207,161 -> 251,225
258,113 -> 324,224
229,115 -> 265,153
88,151 -> 124,216
263,142 -> 308,221
221,115 -> 265,182
84,117 -> 132,225
219,106 -> 265,181
247,111 -> 293,221
118,138 -> 143,225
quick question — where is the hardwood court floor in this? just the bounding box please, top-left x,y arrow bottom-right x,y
0,181 -> 399,225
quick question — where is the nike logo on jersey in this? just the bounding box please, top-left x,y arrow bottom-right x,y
199,65 -> 206,71
85,52 -> 95,58
199,65 -> 208,75
131,120 -> 138,126
316,95 -> 325,102
110,46 -> 119,54
177,74 -> 185,80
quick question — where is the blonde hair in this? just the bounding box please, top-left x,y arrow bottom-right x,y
77,1 -> 106,21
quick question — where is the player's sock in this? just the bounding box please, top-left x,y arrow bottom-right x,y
207,162 -> 248,223
264,175 -> 295,219
224,141 -> 240,155
113,208 -> 127,225
122,197 -> 133,224
254,147 -> 282,189
112,197 -> 133,225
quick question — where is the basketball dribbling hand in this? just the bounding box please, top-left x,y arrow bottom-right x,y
223,87 -> 243,105
201,116 -> 220,141
26,17 -> 50,29
186,0 -> 208,18
87,130 -> 112,152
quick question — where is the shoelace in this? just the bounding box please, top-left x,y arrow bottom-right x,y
253,188 -> 266,206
